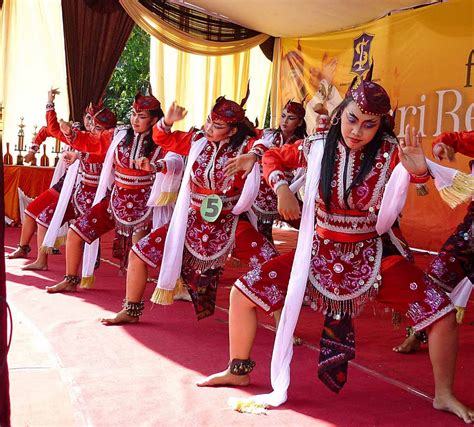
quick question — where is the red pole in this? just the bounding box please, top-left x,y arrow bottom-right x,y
0,126 -> 11,425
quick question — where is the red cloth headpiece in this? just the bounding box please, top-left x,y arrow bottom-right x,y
133,93 -> 161,112
93,107 -> 117,129
211,97 -> 245,124
284,100 -> 305,118
85,102 -> 102,117
133,83 -> 161,112
347,64 -> 391,116
211,84 -> 250,124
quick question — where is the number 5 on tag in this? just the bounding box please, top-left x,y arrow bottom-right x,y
200,194 -> 223,222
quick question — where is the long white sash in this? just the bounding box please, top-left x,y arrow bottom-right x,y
80,129 -> 127,283
41,159 -> 80,250
154,138 -> 260,294
235,138 -> 325,408
147,152 -> 184,230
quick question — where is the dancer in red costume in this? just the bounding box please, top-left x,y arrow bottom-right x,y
6,89 -> 101,260
101,96 -> 278,325
21,90 -> 116,271
394,130 -> 474,354
198,72 -> 474,423
251,100 -> 307,243
46,90 -> 168,293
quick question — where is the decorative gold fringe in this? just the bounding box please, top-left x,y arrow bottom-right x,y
39,245 -> 54,255
439,171 -> 474,208
155,192 -> 178,206
80,275 -> 95,289
151,286 -> 175,305
54,235 -> 67,248
228,398 -> 267,415
455,306 -> 465,324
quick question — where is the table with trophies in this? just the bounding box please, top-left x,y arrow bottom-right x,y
3,118 -> 62,225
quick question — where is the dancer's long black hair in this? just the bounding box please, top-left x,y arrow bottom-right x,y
124,107 -> 164,158
228,118 -> 257,150
320,96 -> 397,211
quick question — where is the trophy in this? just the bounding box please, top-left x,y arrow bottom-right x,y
15,116 -> 25,165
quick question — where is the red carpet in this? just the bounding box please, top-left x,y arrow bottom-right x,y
5,227 -> 473,426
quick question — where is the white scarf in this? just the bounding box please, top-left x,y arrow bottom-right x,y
81,129 -> 127,282
238,137 -> 325,408
146,152 -> 185,230
41,158 -> 80,250
154,137 -> 260,294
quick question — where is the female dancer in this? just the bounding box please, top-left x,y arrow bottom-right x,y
46,90 -> 168,293
6,90 -> 105,260
101,96 -> 278,324
22,91 -> 116,271
198,74 -> 473,423
394,129 -> 474,354
251,100 -> 307,242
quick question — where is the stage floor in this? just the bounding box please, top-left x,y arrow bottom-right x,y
5,227 -> 473,426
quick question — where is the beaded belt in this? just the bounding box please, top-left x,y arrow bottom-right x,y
190,191 -> 239,213
81,172 -> 100,187
316,207 -> 378,242
114,170 -> 154,189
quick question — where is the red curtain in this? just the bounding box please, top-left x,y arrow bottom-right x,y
0,150 -> 11,425
61,0 -> 135,121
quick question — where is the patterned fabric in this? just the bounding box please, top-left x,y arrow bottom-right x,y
425,201 -> 474,291
70,198 -> 114,244
25,188 -> 60,220
318,314 -> 355,393
133,219 -> 277,319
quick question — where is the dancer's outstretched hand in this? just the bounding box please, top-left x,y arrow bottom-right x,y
224,153 -> 257,178
164,101 -> 187,126
398,124 -> 428,176
48,88 -> 60,103
277,185 -> 300,220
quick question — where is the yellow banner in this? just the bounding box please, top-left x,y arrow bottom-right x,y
278,0 -> 473,250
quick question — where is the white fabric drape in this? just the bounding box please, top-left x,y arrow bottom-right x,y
1,0 -> 69,158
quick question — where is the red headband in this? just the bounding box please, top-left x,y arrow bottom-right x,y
133,93 -> 161,112
211,96 -> 246,124
284,100 -> 305,118
93,107 -> 117,129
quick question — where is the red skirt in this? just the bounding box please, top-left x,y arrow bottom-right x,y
235,253 -> 453,331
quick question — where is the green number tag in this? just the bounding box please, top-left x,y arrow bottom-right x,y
200,194 -> 223,222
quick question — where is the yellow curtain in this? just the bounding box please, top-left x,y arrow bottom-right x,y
120,0 -> 269,56
1,0 -> 69,159
150,38 -> 272,132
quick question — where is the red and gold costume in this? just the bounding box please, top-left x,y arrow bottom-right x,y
251,101 -> 307,241
66,128 -> 165,242
133,99 -> 278,319
234,74 -> 454,395
36,105 -> 116,228
426,131 -> 474,290
65,95 -> 166,243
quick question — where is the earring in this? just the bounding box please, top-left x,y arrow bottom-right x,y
330,115 -> 340,126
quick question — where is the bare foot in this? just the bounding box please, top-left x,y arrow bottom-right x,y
434,394 -> 474,423
23,260 -> 48,271
100,309 -> 139,326
196,368 -> 250,387
393,334 -> 421,354
6,246 -> 30,259
45,280 -> 77,294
